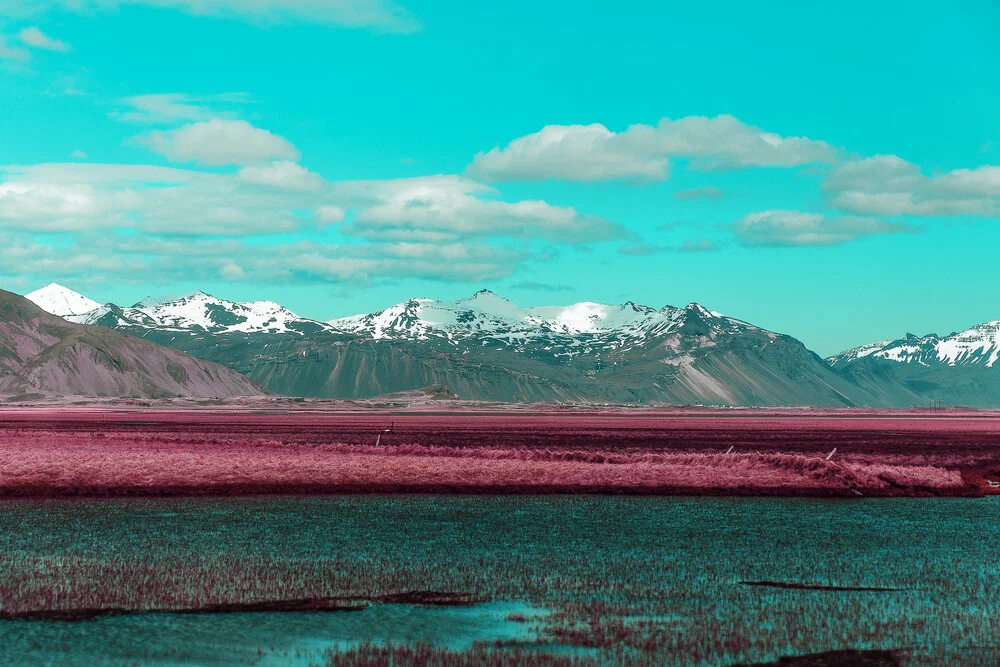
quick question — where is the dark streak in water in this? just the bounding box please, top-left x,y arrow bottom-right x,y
0,591 -> 480,622
730,648 -> 901,666
739,581 -> 905,592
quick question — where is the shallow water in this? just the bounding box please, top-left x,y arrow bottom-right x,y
0,601 -> 545,666
0,496 -> 998,665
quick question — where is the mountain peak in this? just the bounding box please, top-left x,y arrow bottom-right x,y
456,290 -> 519,314
464,289 -> 510,303
685,302 -> 717,318
25,283 -> 102,318
134,290 -> 216,309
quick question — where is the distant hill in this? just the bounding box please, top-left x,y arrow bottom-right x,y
375,384 -> 461,401
1,289 -> 265,399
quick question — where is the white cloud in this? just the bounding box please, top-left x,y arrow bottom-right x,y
18,26 -> 71,52
111,92 -> 251,124
0,162 -> 622,283
70,150 -> 87,159
0,181 -> 127,231
5,0 -> 421,33
1,162 -> 300,234
0,36 -> 31,61
469,115 -> 839,182
316,205 -> 346,224
0,231 -> 528,285
133,119 -> 300,166
2,164 -> 622,242
218,261 -> 246,280
733,210 -> 915,247
469,124 -> 668,182
337,175 -> 627,243
824,155 -> 1000,218
238,160 -> 323,191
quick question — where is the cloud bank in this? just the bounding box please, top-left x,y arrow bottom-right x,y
824,155 -> 1000,218
0,158 -> 625,285
2,0 -> 421,33
734,210 -> 915,247
469,115 -> 839,183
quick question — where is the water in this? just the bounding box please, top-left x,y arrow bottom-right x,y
0,496 -> 997,665
0,602 -> 544,666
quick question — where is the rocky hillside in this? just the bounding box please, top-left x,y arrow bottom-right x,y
1,290 -> 265,399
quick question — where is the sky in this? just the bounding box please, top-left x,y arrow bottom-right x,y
1,0 -> 998,356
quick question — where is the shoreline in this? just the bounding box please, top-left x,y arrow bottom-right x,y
0,480 -> 989,499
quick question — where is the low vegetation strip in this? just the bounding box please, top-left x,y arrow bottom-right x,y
0,591 -> 479,621
0,428 -> 972,497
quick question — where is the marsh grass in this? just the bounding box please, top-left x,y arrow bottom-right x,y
0,496 -> 998,665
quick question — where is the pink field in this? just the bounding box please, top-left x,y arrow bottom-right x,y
0,408 -> 997,497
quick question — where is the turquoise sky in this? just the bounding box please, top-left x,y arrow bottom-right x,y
1,0 -> 998,355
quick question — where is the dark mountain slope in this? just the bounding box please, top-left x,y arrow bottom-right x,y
116,301 -> 879,406
0,290 -> 264,399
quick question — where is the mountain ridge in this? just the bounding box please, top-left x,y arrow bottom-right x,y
829,323 -> 1000,370
21,283 -> 990,407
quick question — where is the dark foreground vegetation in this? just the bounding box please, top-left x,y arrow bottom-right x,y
0,496 -> 997,665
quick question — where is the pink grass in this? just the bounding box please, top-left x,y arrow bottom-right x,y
0,427 -> 971,497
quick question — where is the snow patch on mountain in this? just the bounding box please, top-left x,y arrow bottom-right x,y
26,284 -> 102,318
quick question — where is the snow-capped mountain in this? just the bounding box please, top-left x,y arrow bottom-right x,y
829,321 -> 1000,370
112,291 -> 324,335
28,285 -> 757,354
826,340 -> 893,368
314,290 -> 859,405
329,289 -> 687,340
325,289 -> 754,360
26,283 -> 102,318
829,320 -> 1000,408
28,286 -> 328,336
17,284 -> 913,406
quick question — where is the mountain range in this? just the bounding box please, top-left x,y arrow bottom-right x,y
1,289 -> 264,400
828,322 -> 1000,407
19,283 -> 1000,407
